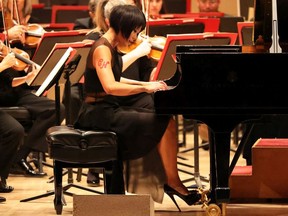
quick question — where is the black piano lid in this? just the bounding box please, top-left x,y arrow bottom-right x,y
154,45 -> 288,117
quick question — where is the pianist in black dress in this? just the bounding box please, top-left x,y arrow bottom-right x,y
74,4 -> 201,209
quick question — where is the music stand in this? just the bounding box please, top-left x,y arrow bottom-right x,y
147,17 -> 221,34
32,30 -> 87,66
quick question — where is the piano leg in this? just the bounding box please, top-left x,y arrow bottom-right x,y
209,128 -> 231,204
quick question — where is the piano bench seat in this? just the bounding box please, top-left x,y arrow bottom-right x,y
46,125 -> 124,215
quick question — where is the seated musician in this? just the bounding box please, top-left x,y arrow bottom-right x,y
0,2 -> 66,177
73,0 -> 98,30
0,39 -> 65,177
74,4 -> 202,211
196,0 -> 221,13
0,53 -> 24,203
0,0 -> 41,56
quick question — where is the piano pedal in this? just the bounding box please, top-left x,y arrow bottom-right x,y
199,188 -> 222,216
205,204 -> 221,216
199,187 -> 209,206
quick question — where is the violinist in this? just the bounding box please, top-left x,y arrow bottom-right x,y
74,3 -> 202,209
0,0 -> 27,44
0,38 -> 65,177
1,0 -> 43,56
0,53 -> 24,203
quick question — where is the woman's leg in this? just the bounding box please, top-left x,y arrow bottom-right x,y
157,117 -> 189,195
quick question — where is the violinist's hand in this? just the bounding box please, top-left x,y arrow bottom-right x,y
6,25 -> 27,44
25,64 -> 40,84
0,52 -> 16,72
133,39 -> 152,58
143,80 -> 168,94
31,63 -> 41,72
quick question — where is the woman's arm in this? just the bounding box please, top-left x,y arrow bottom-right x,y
12,64 -> 38,87
121,40 -> 152,71
93,45 -> 167,96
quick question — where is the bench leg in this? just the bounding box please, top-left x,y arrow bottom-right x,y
107,160 -> 125,194
54,160 -> 64,215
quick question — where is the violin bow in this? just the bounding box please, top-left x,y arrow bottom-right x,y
140,0 -> 150,38
0,0 -> 12,51
12,0 -> 21,25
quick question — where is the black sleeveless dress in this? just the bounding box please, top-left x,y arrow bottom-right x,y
75,37 -> 170,160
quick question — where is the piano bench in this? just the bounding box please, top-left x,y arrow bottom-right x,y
46,125 -> 124,215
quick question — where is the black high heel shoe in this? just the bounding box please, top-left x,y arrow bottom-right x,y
164,184 -> 201,212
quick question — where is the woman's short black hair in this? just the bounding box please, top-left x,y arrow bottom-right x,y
109,5 -> 146,39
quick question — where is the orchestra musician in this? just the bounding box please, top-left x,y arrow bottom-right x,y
74,4 -> 202,210
196,0 -> 220,13
0,1 -> 27,45
144,0 -> 167,19
73,0 -> 98,30
0,1 -> 65,176
69,0 -> 100,187
0,41 -> 65,177
0,53 -> 23,203
1,0 -> 44,57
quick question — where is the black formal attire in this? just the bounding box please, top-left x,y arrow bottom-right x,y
75,37 -> 170,159
69,32 -> 166,202
0,110 -> 24,179
0,68 -> 65,160
73,17 -> 95,30
67,30 -> 157,123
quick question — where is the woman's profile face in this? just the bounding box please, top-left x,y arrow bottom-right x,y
118,27 -> 142,47
129,27 -> 142,44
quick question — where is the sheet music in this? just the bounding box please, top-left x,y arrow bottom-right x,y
34,47 -> 74,97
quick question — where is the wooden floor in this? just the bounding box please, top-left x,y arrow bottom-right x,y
1,127 -> 288,216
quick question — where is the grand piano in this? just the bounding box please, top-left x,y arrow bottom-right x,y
154,0 -> 288,214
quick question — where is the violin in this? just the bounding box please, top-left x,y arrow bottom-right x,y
118,34 -> 166,61
2,0 -> 44,48
24,23 -> 45,48
0,41 -> 38,71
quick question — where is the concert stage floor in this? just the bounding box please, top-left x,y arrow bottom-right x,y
1,125 -> 288,216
